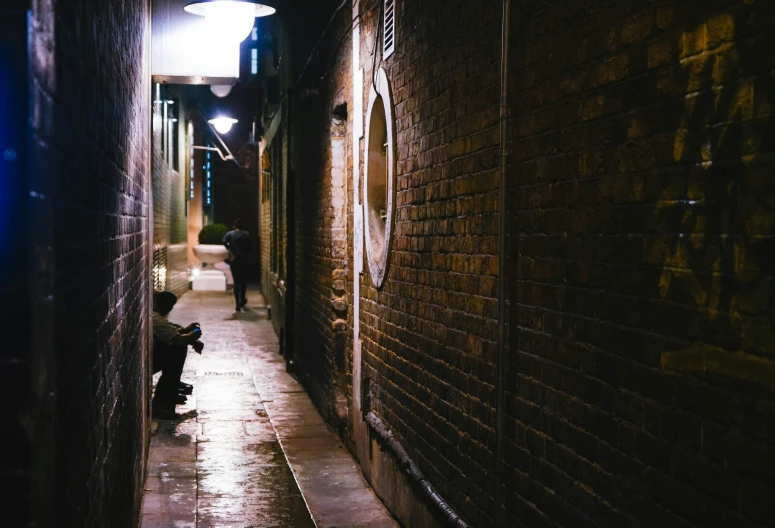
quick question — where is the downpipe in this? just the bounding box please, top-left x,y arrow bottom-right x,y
366,412 -> 471,528
495,0 -> 511,526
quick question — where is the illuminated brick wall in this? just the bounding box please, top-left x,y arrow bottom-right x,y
152,86 -> 188,298
26,0 -> 152,526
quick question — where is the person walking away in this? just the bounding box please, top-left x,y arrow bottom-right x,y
152,291 -> 204,418
223,218 -> 252,311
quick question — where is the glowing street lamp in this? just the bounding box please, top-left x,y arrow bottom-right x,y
208,117 -> 238,134
184,0 -> 276,45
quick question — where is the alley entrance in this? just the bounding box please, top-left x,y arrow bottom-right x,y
140,289 -> 396,527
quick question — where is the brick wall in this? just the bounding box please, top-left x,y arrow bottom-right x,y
152,88 -> 188,297
283,0 -> 502,523
290,2 -> 354,427
1,6 -> 33,523
27,0 -> 152,526
277,0 -> 775,526
260,149 -> 272,291
504,1 -> 775,526
354,1 -> 502,525
260,123 -> 288,339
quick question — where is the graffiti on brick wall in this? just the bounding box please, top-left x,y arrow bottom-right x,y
652,13 -> 775,389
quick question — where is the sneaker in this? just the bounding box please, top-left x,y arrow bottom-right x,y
235,306 -> 242,312
240,298 -> 248,307
178,382 -> 193,395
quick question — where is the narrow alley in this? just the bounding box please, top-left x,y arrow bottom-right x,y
140,289 -> 396,527
4,0 -> 775,526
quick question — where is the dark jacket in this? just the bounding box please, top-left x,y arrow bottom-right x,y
223,229 -> 252,260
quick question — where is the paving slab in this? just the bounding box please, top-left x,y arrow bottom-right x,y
147,460 -> 197,478
141,288 -> 396,528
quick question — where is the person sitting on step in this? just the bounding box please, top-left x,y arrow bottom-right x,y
152,291 -> 204,414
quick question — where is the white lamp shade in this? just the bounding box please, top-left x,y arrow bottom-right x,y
210,84 -> 233,97
209,117 -> 238,134
184,1 -> 275,44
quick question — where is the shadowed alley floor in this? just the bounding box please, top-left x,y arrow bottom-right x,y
140,288 -> 397,528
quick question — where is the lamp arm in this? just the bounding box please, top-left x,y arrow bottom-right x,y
193,103 -> 245,170
206,120 -> 237,159
192,145 -> 233,161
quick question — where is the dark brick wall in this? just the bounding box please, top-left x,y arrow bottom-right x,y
355,1 -> 502,525
27,0 -> 152,526
291,1 -> 354,427
276,0 -> 775,526
1,6 -> 33,524
260,125 -> 288,339
504,1 -> 775,526
278,0 -> 502,524
281,0 -> 502,524
260,78 -> 291,343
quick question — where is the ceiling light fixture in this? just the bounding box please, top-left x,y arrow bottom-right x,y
210,85 -> 233,98
208,116 -> 238,134
184,0 -> 276,45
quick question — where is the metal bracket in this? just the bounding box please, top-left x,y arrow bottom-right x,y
192,145 -> 233,161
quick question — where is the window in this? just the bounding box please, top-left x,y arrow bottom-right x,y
204,150 -> 212,206
364,67 -> 395,288
155,84 -> 165,152
168,99 -> 179,171
383,0 -> 396,59
189,123 -> 195,200
251,48 -> 258,75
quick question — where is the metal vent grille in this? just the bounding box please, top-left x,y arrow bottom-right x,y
383,0 -> 395,59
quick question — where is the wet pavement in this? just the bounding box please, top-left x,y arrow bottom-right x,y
140,288 -> 397,528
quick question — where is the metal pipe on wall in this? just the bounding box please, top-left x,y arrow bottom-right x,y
495,0 -> 512,526
366,412 -> 471,528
